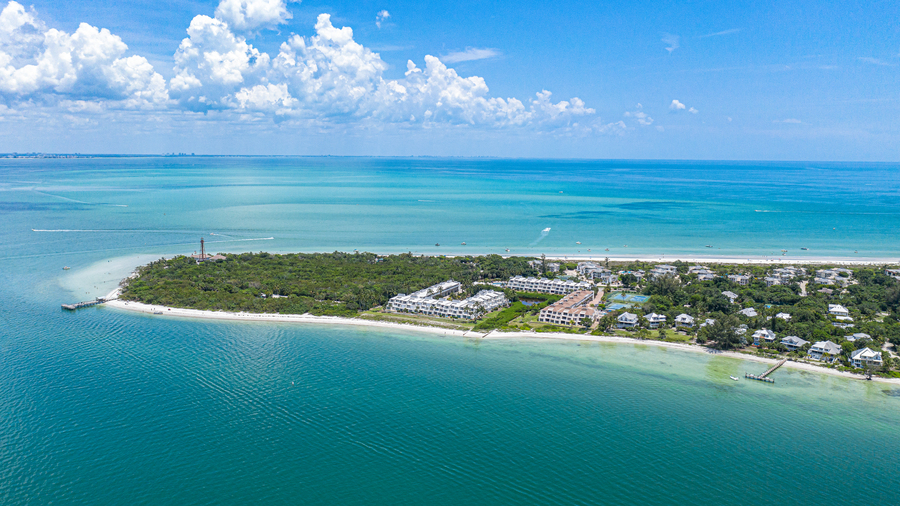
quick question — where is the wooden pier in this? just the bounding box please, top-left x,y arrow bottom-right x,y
745,358 -> 787,384
61,298 -> 106,310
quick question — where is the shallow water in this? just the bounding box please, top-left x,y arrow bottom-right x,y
1,157 -> 899,504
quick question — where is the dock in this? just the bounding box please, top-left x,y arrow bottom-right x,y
745,358 -> 787,383
62,298 -> 106,310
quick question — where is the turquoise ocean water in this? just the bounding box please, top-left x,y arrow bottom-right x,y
1,157 -> 900,504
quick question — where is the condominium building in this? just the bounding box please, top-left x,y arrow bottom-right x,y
506,276 -> 593,295
385,280 -> 507,319
538,290 -> 597,326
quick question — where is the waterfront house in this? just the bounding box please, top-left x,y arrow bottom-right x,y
645,313 -> 667,328
699,318 -> 715,328
538,290 -> 596,327
775,312 -> 791,320
675,313 -> 695,328
815,268 -> 853,286
850,348 -> 883,369
781,336 -> 809,351
885,268 -> 900,280
739,307 -> 758,318
752,328 -> 777,345
617,312 -> 639,328
764,277 -> 781,287
808,341 -> 841,363
649,265 -> 678,279
687,265 -> 708,274
697,272 -> 716,281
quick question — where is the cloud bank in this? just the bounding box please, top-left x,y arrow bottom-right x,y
0,0 -> 596,132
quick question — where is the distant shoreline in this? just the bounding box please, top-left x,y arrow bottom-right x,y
102,290 -> 900,386
542,254 -> 899,266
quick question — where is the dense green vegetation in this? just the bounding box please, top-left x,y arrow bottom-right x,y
472,292 -> 561,331
595,262 -> 900,371
121,252 -> 537,316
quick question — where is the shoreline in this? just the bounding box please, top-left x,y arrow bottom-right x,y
103,291 -> 900,386
542,254 -> 900,266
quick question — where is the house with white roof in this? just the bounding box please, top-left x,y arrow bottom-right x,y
645,313 -> 667,329
775,312 -> 791,320
649,265 -> 678,279
844,333 -> 871,342
808,341 -> 842,363
828,304 -> 849,317
617,312 -> 639,328
722,291 -> 739,303
752,328 -> 777,346
850,348 -> 883,369
675,313 -> 695,328
699,318 -> 716,328
687,265 -> 708,273
885,268 -> 900,280
764,277 -> 781,287
739,307 -> 758,318
781,336 -> 809,351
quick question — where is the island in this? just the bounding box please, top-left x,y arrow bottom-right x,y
113,250 -> 900,380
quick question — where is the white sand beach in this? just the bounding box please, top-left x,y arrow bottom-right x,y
103,288 -> 900,385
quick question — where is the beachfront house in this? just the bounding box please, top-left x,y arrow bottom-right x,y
538,290 -> 596,327
687,265 -> 708,274
850,348 -> 883,369
844,333 -> 871,342
752,328 -> 777,346
645,313 -> 667,329
727,274 -> 751,286
828,304 -> 850,317
808,340 -> 842,363
618,312 -> 639,328
675,313 -> 695,328
739,307 -> 758,318
697,272 -> 716,281
772,267 -> 806,282
781,336 -> 809,351
775,312 -> 792,320
722,291 -> 739,303
885,268 -> 900,280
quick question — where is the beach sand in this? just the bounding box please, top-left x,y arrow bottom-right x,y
103,288 -> 900,385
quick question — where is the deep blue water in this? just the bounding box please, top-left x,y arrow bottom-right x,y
1,157 -> 899,505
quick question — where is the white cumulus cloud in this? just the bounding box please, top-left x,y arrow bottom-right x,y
669,99 -> 686,111
375,10 -> 390,29
624,103 -> 653,126
688,107 -> 698,114
0,1 -> 167,107
215,0 -> 298,31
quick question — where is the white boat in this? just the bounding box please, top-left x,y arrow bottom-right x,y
542,227 -> 551,232
729,376 -> 739,381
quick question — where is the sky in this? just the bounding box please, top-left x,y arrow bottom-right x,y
0,0 -> 898,160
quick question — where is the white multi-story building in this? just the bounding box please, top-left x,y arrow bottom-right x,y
815,268 -> 853,286
649,265 -> 678,279
727,274 -> 751,286
506,276 -> 593,295
828,304 -> 850,317
850,348 -> 883,369
808,340 -> 841,363
385,280 -> 507,319
538,290 -> 597,326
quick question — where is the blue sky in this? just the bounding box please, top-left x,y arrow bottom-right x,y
0,0 -> 898,160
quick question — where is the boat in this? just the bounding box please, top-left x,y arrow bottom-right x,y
461,242 -> 466,245
705,245 -> 713,248
730,376 -> 739,381
435,243 -> 440,246
542,227 -> 551,232
62,266 -> 70,270
576,241 -> 581,245
801,247 -> 809,250
153,311 -> 163,315
505,248 -> 510,252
